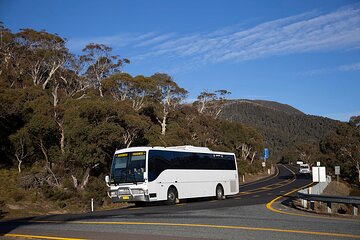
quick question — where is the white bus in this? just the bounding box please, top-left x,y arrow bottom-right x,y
105,145 -> 239,205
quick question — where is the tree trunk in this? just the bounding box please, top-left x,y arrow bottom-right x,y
250,152 -> 256,164
46,165 -> 60,187
52,84 -> 65,154
357,161 -> 360,182
80,168 -> 90,189
99,84 -> 104,97
59,122 -> 65,154
52,83 -> 59,107
43,61 -> 62,89
198,100 -> 205,114
39,139 -> 49,164
123,130 -> 134,148
71,175 -> 78,188
157,111 -> 168,136
161,115 -> 167,135
17,158 -> 22,173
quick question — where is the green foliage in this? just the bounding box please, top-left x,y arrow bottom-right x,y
0,23 -> 266,213
221,100 -> 338,161
319,122 -> 360,183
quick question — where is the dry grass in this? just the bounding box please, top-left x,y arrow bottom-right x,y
0,169 -> 71,220
240,168 -> 274,185
323,181 -> 350,196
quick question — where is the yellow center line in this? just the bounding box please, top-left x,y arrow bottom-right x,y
239,166 -> 280,191
1,233 -> 86,240
239,165 -> 280,188
237,177 -> 296,196
237,165 -> 298,196
26,220 -> 360,239
266,165 -> 360,222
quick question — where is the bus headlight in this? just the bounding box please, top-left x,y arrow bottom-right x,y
110,191 -> 118,198
131,189 -> 145,195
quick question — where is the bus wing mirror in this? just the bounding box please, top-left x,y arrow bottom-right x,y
105,175 -> 110,186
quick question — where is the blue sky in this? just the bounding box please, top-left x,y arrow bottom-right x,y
1,0 -> 359,121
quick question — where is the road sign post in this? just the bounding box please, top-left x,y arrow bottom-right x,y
335,166 -> 340,183
264,148 -> 269,160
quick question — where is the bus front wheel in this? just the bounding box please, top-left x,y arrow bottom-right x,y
215,184 -> 224,200
166,187 -> 178,205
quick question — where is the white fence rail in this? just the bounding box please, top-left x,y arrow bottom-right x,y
297,176 -> 360,216
298,175 -> 331,195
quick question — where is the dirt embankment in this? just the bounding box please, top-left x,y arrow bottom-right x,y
323,181 -> 350,196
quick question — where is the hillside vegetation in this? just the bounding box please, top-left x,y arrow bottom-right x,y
221,99 -> 339,160
0,22 -> 359,218
0,23 -> 265,216
221,100 -> 360,184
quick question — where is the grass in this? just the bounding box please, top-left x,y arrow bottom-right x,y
0,168 -> 71,220
323,180 -> 350,196
0,168 -> 130,220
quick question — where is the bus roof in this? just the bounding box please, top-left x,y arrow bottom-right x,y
114,145 -> 235,156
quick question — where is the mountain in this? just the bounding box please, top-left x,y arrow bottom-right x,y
220,99 -> 339,160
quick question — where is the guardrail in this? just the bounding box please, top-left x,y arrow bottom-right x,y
298,193 -> 360,205
298,175 -> 331,195
297,176 -> 360,216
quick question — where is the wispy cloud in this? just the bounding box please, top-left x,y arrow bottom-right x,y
67,32 -> 158,52
299,68 -> 333,77
300,61 -> 360,76
134,33 -> 176,47
338,62 -> 360,72
133,3 -> 360,66
67,3 -> 360,72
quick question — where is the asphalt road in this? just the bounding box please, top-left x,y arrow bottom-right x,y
1,165 -> 359,240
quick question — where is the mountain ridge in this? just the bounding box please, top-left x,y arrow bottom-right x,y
220,99 -> 339,160
226,99 -> 305,116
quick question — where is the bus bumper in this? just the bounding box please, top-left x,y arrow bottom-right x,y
109,190 -> 150,203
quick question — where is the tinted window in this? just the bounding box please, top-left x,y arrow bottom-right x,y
148,150 -> 236,181
111,152 -> 146,184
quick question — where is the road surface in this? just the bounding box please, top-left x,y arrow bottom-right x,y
1,165 -> 359,240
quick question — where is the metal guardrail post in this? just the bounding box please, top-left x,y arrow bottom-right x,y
297,175 -> 360,216
302,199 -> 307,208
326,202 -> 332,213
354,205 -> 358,216
310,201 -> 315,210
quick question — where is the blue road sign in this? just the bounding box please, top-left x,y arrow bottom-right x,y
264,148 -> 269,160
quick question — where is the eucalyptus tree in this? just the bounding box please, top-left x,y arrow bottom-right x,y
0,22 -> 18,85
320,123 -> 360,182
14,29 -> 68,89
151,73 -> 187,135
195,89 -> 231,119
103,73 -> 157,111
196,91 -> 217,114
102,73 -> 133,101
80,43 -> 129,97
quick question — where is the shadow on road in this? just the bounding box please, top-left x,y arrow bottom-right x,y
279,194 -> 297,208
0,164 -> 306,236
0,197 -> 228,236
0,210 -> 7,220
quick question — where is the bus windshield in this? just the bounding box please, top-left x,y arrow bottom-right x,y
111,152 -> 146,184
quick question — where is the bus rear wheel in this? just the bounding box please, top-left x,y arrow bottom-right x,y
166,187 -> 178,205
215,185 -> 224,200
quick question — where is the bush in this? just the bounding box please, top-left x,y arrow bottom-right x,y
0,199 -> 5,209
83,176 -> 108,208
12,191 -> 24,202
